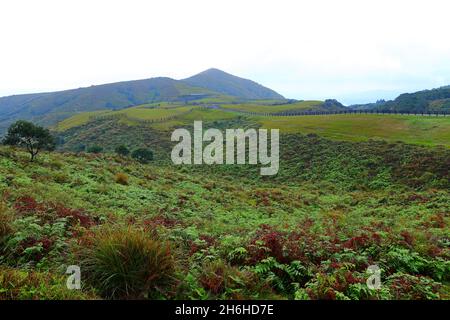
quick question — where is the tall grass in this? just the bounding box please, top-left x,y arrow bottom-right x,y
81,227 -> 176,299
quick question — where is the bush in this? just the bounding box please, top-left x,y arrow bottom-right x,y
131,148 -> 153,164
81,227 -> 175,299
87,145 -> 103,153
115,145 -> 130,157
115,173 -> 129,185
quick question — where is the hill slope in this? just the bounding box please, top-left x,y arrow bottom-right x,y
0,77 -> 219,132
183,68 -> 285,100
351,86 -> 450,112
0,69 -> 286,133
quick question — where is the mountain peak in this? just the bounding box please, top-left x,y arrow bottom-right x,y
183,69 -> 284,100
198,68 -> 228,75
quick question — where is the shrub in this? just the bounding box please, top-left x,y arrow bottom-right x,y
131,148 -> 153,164
115,173 -> 129,185
87,145 -> 103,153
115,145 -> 130,157
81,227 -> 176,299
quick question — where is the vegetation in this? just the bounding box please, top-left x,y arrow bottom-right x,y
86,145 -> 103,153
352,86 -> 450,113
58,111 -> 450,148
115,145 -> 130,157
131,148 -> 154,163
258,114 -> 450,147
0,126 -> 448,300
78,227 -> 175,299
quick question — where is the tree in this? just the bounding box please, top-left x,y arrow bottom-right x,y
115,145 -> 130,157
131,148 -> 153,163
87,145 -> 103,153
3,120 -> 55,161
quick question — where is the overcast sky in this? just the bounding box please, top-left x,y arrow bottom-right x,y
0,0 -> 449,104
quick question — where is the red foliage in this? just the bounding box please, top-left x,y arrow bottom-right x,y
50,203 -> 94,228
18,236 -> 55,262
14,196 -> 45,214
343,234 -> 370,250
14,196 -> 95,228
400,230 -> 415,246
199,267 -> 225,294
189,234 -> 217,256
143,215 -> 179,229
247,224 -> 288,263
429,213 -> 445,228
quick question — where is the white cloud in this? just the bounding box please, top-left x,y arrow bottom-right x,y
0,0 -> 449,103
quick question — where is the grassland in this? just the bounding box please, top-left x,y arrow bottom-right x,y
55,111 -> 111,131
258,114 -> 450,147
220,100 -> 323,113
115,105 -> 192,121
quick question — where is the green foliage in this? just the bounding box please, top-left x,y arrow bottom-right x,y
80,227 -> 176,299
3,120 -> 55,161
131,148 -> 154,163
253,258 -> 311,295
115,145 -> 130,156
86,145 -> 103,153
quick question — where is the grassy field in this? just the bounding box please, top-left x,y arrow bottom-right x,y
220,100 -> 323,113
55,103 -> 450,147
258,114 -> 450,147
55,111 -> 111,131
115,105 -> 192,121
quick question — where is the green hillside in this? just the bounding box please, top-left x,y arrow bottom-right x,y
352,86 -> 450,113
258,114 -> 450,147
55,104 -> 450,148
0,133 -> 448,299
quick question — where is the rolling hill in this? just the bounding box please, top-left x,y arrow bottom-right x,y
0,69 -> 285,134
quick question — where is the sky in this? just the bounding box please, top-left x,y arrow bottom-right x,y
0,0 -> 449,104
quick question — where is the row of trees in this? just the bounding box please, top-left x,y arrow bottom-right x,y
1,120 -> 153,163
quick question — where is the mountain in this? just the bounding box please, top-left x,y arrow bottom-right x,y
350,86 -> 450,112
0,69 -> 286,133
183,68 -> 284,100
0,77 -> 220,132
